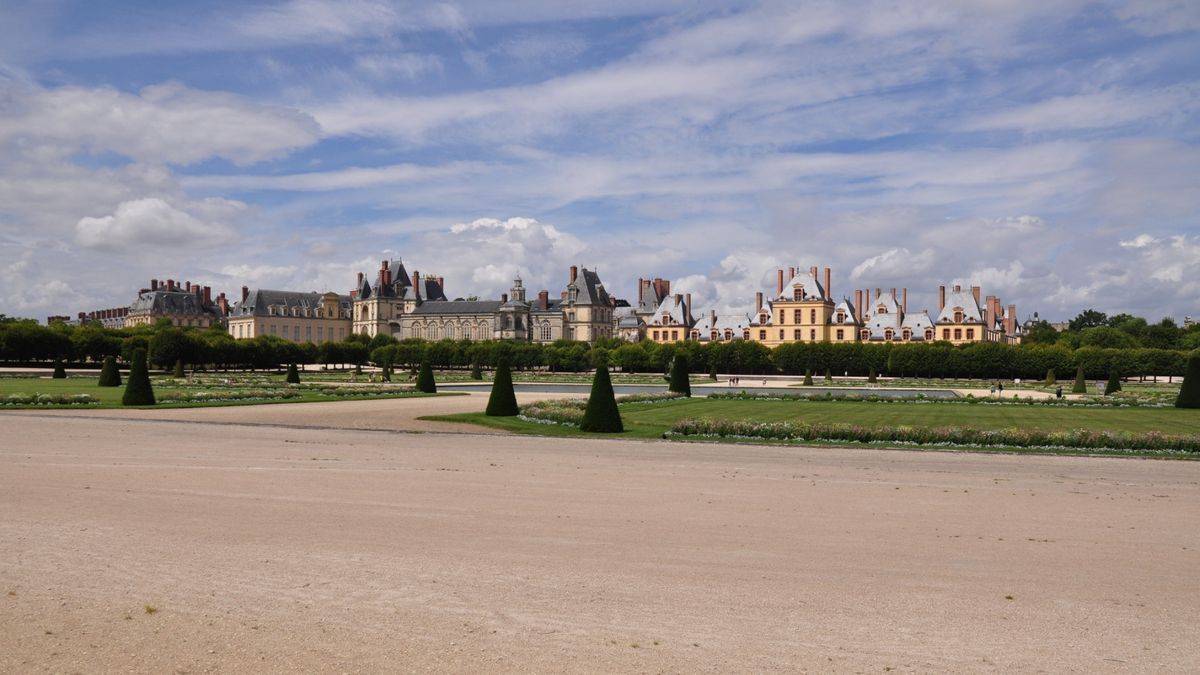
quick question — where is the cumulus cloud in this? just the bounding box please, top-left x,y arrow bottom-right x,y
851,248 -> 935,281
75,198 -> 240,251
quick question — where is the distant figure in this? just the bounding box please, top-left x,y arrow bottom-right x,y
762,379 -> 767,386
997,382 -> 1004,395
1056,386 -> 1063,399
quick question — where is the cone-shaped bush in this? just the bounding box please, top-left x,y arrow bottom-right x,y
381,361 -> 392,382
485,360 -> 519,416
416,359 -> 437,393
824,369 -> 833,382
98,355 -> 121,387
286,363 -> 300,384
52,359 -> 67,379
1045,368 -> 1056,386
708,361 -> 718,381
1175,353 -> 1200,409
122,349 -> 156,406
867,367 -> 877,383
173,359 -> 185,378
1072,365 -> 1087,394
1104,369 -> 1122,395
803,369 -> 813,386
668,354 -> 691,396
471,362 -> 483,380
580,365 -> 623,433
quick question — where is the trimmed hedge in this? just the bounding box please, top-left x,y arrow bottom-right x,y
416,358 -> 437,393
486,360 -> 519,416
1105,370 -> 1122,395
668,354 -> 691,396
98,355 -> 121,387
122,349 -> 156,406
1176,354 -> 1200,409
579,365 -> 623,433
1073,365 -> 1087,394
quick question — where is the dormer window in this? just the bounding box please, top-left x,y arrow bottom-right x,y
836,312 -> 845,323
925,328 -> 934,340
885,329 -> 894,341
877,305 -> 887,314
954,310 -> 964,323
793,288 -> 803,300
902,329 -> 912,340
860,329 -> 870,340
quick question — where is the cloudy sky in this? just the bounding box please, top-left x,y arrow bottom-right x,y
1,0 -> 1198,322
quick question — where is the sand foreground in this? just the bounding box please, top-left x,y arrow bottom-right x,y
2,404 -> 1199,672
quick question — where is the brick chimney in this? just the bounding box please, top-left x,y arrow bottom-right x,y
637,278 -> 644,305
902,288 -> 908,314
809,266 -> 818,281
538,290 -> 549,310
356,271 -> 363,288
412,271 -> 421,300
855,289 -> 863,312
569,265 -> 578,283
891,287 -> 897,304
1006,304 -> 1017,334
203,286 -> 212,305
938,285 -> 946,311
788,266 -> 796,280
185,281 -> 192,292
501,293 -> 508,303
218,292 -> 229,316
151,279 -> 158,291
985,295 -> 996,328
971,285 -> 981,306
685,293 -> 692,323
755,291 -> 763,311
777,269 -> 785,295
241,286 -> 249,303
824,267 -> 831,299
865,288 -> 871,310
167,279 -> 175,291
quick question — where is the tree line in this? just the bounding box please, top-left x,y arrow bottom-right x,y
0,317 -> 1195,379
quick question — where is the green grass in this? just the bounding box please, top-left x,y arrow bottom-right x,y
428,397 -> 1200,442
0,376 -> 451,409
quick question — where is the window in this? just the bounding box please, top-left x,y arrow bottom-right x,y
954,328 -> 962,340
837,312 -> 845,323
540,324 -> 552,341
793,288 -> 803,300
779,310 -> 786,324
836,329 -> 844,340
793,329 -> 801,340
793,309 -> 802,324
925,329 -> 934,340
810,329 -> 816,340
902,329 -> 911,341
942,329 -> 950,339
966,329 -> 975,340
810,309 -> 816,323
954,310 -> 964,323
759,330 -> 767,340
860,329 -> 870,340
652,330 -> 660,340
778,329 -> 784,340
885,329 -> 894,341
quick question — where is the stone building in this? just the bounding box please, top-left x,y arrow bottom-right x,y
689,310 -> 754,343
645,293 -> 695,343
934,284 -> 1022,345
749,266 -> 839,346
351,259 -> 448,337
124,278 -> 228,328
226,288 -> 352,343
614,277 -> 674,341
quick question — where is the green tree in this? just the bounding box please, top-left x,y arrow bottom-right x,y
122,348 -> 156,406
1072,364 -> 1087,394
416,358 -> 437,393
97,355 -> 121,387
1068,309 -> 1107,332
668,353 -> 691,396
485,360 -> 519,416
867,366 -> 877,383
579,364 -> 623,433
286,363 -> 300,384
1175,353 -> 1200,408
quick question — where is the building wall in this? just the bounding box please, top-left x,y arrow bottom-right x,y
749,299 -> 835,347
125,313 -> 219,329
228,315 -> 352,343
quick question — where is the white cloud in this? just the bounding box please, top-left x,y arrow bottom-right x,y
75,198 -> 240,251
0,81 -> 320,165
1120,233 -> 1160,248
354,52 -> 444,80
851,248 -> 935,281
963,87 -> 1192,133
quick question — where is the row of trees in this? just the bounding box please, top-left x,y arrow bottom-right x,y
1024,310 -> 1200,351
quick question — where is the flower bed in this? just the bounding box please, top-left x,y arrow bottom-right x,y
518,392 -> 686,427
707,391 -> 1172,408
666,418 -> 1200,455
2,393 -> 97,406
157,389 -> 303,403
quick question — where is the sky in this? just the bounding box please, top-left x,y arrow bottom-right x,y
0,0 -> 1198,323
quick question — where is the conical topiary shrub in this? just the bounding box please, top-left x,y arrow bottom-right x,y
579,364 -> 623,433
381,360 -> 392,382
1045,368 -> 1056,386
824,369 -> 833,382
868,367 -> 877,383
122,348 -> 156,406
173,359 -> 185,378
52,359 -> 67,379
1104,369 -> 1121,395
485,360 -> 519,416
1175,353 -> 1200,409
709,361 -> 718,381
286,363 -> 300,384
416,358 -> 437,393
803,369 -> 813,386
471,362 -> 483,380
98,355 -> 121,387
668,354 -> 691,396
1072,365 -> 1087,394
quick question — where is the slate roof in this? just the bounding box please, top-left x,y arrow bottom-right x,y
832,298 -> 859,325
129,290 -> 220,317
937,288 -> 984,324
691,311 -> 753,340
777,270 -> 827,301
408,300 -> 502,316
358,259 -> 448,301
230,289 -> 351,318
567,268 -> 610,306
647,294 -> 691,327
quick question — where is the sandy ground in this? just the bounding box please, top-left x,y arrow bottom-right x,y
2,400 -> 1199,672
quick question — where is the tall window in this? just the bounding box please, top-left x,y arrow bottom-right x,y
966,329 -> 975,340
540,323 -> 552,341
793,329 -> 801,340
836,329 -> 844,340
793,288 -> 803,300
759,330 -> 766,340
954,328 -> 962,340
810,309 -> 816,323
809,329 -> 816,340
793,309 -> 802,324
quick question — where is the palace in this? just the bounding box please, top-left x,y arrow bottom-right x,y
124,278 -> 229,328
226,288 -> 352,343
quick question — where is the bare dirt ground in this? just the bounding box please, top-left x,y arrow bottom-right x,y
2,400 -> 1199,672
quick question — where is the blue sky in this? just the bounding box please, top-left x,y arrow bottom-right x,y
0,0 -> 1198,322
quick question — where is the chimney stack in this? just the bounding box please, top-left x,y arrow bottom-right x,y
985,295 -> 996,328
356,271 -> 363,287
412,271 -> 421,300
938,285 -> 946,311
501,293 -> 508,303
685,293 -> 692,323
824,267 -> 831,299
185,281 -> 192,292
437,276 -> 444,290
1006,304 -> 1017,334
855,289 -> 863,312
891,287 -> 897,303
755,291 -> 763,311
538,290 -> 549,310
637,278 -> 644,305
953,284 -> 962,293
865,288 -> 871,310
241,286 -> 249,303
569,265 -> 578,283
777,269 -> 785,295
971,285 -> 981,306
203,286 -> 212,305
788,266 -> 796,280
167,279 -> 175,291
809,266 -> 818,281
151,279 -> 158,291
902,288 -> 908,313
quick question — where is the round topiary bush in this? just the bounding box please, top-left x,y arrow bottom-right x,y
579,364 -> 623,433
52,359 -> 67,379
122,349 -> 156,406
1175,353 -> 1200,409
98,356 -> 121,387
668,354 -> 691,396
485,360 -> 519,416
416,358 -> 437,393
1072,364 -> 1087,394
286,363 -> 300,384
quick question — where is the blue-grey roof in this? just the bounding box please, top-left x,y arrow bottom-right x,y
409,300 -> 502,315
129,290 -> 219,317
231,289 -> 351,318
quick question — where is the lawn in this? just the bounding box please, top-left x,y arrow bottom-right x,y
0,376 -> 445,409
430,397 -> 1200,441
